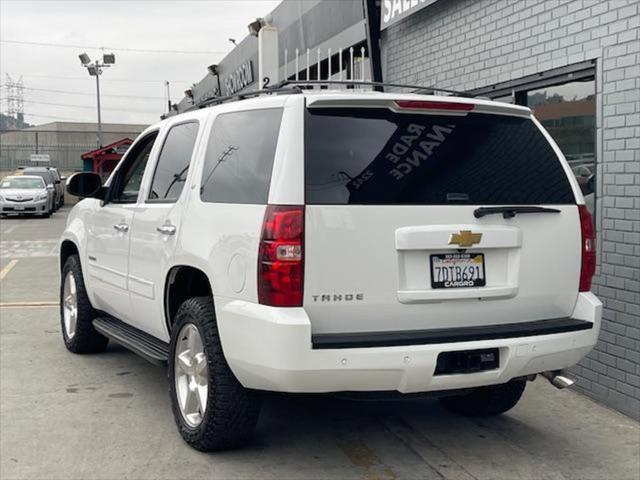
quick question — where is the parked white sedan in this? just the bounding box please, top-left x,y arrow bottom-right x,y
0,175 -> 53,217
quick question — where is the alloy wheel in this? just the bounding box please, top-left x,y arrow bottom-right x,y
174,323 -> 209,427
62,271 -> 78,340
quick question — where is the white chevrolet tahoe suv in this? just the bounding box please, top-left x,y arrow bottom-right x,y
60,85 -> 602,451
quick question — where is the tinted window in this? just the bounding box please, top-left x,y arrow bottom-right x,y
200,108 -> 283,204
111,132 -> 158,203
305,108 -> 575,205
23,171 -> 52,185
1,177 -> 45,189
148,122 -> 199,202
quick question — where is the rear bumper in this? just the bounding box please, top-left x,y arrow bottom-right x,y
215,292 -> 602,394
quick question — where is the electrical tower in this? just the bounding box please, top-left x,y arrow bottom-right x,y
5,74 -> 25,123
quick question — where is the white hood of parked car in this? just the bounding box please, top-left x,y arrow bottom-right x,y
0,188 -> 48,198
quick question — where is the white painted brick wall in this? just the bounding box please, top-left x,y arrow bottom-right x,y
382,0 -> 640,419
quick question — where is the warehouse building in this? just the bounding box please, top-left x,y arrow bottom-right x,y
0,121 -> 147,171
178,0 -> 639,419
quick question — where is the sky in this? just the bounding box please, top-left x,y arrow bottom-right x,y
0,0 -> 281,126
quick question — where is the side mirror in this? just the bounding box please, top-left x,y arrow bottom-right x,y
60,176 -> 67,182
66,172 -> 104,199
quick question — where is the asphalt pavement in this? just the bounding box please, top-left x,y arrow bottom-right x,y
1,207 -> 639,480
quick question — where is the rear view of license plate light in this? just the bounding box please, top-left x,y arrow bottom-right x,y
434,348 -> 499,376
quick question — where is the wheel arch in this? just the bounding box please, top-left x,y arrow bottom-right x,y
60,239 -> 79,271
164,265 -> 213,333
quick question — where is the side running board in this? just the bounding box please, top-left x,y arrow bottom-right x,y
93,317 -> 169,365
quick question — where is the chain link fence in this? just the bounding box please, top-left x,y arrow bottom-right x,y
0,130 -> 143,172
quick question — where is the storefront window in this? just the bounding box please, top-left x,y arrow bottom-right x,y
527,80 -> 596,212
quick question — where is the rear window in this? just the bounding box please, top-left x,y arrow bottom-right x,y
22,170 -> 52,185
305,108 -> 575,205
200,108 -> 283,204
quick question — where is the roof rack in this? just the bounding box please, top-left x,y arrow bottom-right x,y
271,80 -> 477,98
185,79 -> 476,113
185,85 -> 303,112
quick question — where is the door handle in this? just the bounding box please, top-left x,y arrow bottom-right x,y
113,223 -> 129,233
157,224 -> 176,236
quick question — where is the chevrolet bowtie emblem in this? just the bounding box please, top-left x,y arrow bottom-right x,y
449,230 -> 482,247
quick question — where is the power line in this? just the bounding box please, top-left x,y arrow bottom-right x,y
1,98 -> 161,115
1,85 -> 164,100
21,111 -> 153,123
20,112 -> 107,122
14,73 -> 191,84
1,39 -> 227,55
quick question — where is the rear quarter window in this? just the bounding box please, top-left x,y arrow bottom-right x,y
304,108 -> 575,205
200,108 -> 283,204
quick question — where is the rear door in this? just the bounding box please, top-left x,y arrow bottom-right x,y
303,99 -> 581,335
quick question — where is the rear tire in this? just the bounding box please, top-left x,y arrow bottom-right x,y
169,296 -> 261,451
60,254 -> 108,353
439,379 -> 526,417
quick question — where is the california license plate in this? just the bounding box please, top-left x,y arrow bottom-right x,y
430,253 -> 486,289
14,205 -> 25,211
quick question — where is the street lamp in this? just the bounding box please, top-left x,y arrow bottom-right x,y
78,52 -> 115,147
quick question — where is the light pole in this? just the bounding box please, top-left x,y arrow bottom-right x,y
79,52 -> 115,148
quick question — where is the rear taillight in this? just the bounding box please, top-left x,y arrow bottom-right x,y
258,205 -> 304,307
578,205 -> 596,292
395,100 -> 475,111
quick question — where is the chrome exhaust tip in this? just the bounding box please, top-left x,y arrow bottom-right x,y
541,370 -> 575,389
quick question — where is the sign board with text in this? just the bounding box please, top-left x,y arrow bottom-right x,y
30,154 -> 50,163
381,0 -> 439,30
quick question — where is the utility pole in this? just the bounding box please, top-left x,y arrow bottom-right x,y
78,52 -> 115,148
95,71 -> 103,148
5,74 -> 24,121
165,81 -> 172,113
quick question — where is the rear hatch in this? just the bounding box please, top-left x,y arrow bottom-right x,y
303,97 -> 581,335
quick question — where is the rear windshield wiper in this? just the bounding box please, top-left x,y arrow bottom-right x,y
474,206 -> 561,219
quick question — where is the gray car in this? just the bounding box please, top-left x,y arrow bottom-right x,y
21,167 -> 63,210
0,175 -> 53,217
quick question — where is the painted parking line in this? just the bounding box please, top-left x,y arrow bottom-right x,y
1,225 -> 18,236
0,240 -> 58,258
0,301 -> 59,308
0,259 -> 18,281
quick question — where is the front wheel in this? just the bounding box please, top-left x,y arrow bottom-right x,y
60,254 -> 108,353
169,296 -> 261,451
439,379 -> 526,417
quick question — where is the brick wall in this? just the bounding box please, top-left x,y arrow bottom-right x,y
382,0 -> 640,419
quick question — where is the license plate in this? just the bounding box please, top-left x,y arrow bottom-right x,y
14,206 -> 25,211
430,253 -> 486,289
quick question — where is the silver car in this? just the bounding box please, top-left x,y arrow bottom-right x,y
0,175 -> 53,217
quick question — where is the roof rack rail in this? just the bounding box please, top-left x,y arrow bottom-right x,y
270,80 -> 476,98
185,85 -> 303,112
183,79 -> 475,113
